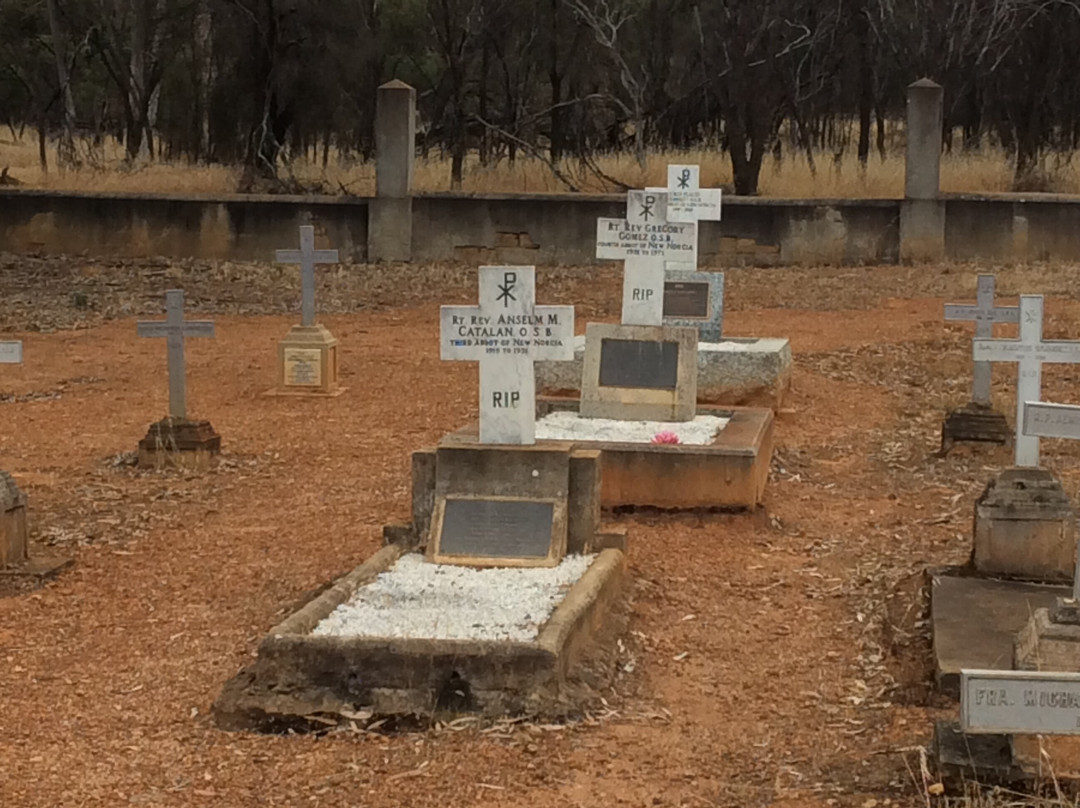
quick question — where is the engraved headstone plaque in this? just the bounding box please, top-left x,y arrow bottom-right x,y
962,669 -> 1080,735
438,498 -> 556,559
283,348 -> 322,386
663,281 -> 710,319
1024,401 -> 1080,441
598,339 -> 679,390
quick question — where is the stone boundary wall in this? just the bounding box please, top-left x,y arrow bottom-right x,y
5,187 -> 1080,266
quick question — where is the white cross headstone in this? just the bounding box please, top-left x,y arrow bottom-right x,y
0,341 -> 23,365
648,164 -> 722,271
441,267 -> 574,445
974,295 -> 1080,467
275,225 -> 339,327
944,274 -> 1019,407
137,289 -> 215,420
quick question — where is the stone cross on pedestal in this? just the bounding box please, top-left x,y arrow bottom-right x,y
945,274 -> 1018,407
275,225 -> 339,327
974,295 -> 1080,467
137,289 -> 215,420
0,341 -> 23,366
441,266 -> 574,444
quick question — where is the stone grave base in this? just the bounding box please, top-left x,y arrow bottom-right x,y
930,572 -> 1068,697
137,417 -> 221,470
442,398 -> 773,510
536,335 -> 792,410
0,555 -> 72,579
973,468 -> 1076,582
213,544 -> 629,730
939,403 -> 1011,454
267,324 -> 343,397
935,722 -> 1080,784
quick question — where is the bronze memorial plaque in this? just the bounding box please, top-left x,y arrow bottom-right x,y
438,498 -> 556,559
598,339 -> 679,390
663,280 -> 710,319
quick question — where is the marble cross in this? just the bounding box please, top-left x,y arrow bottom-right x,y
441,266 -> 574,444
0,340 -> 23,365
648,164 -> 722,270
275,225 -> 339,327
137,289 -> 215,420
974,295 -> 1080,467
944,274 -> 1019,407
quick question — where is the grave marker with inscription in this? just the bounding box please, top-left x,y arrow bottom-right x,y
136,289 -> 221,468
663,271 -> 724,342
440,266 -> 574,445
940,274 -> 1017,452
974,295 -> 1080,467
581,322 -> 699,422
272,225 -> 344,396
961,669 -> 1080,735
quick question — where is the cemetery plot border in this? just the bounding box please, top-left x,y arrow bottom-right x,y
212,544 -> 629,728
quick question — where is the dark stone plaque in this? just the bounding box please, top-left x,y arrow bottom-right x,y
598,339 -> 679,390
663,281 -> 710,319
439,498 -> 555,558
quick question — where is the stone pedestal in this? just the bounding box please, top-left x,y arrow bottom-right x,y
138,417 -> 221,470
973,468 -> 1077,582
0,470 -> 28,567
939,402 -> 1011,454
273,324 -> 343,396
1010,605 -> 1080,776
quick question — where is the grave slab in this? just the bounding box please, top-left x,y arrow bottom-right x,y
443,399 -> 773,510
537,335 -> 792,410
212,544 -> 629,728
930,572 -> 1068,697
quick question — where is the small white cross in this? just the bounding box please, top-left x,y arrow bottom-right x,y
944,274 -> 1018,406
137,290 -> 215,420
275,225 -> 339,327
974,295 -> 1080,467
441,267 -> 574,445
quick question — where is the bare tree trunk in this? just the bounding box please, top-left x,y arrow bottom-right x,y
195,0 -> 213,161
46,0 -> 79,169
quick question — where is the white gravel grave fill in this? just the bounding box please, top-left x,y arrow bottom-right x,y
535,411 -> 728,445
312,553 -> 596,643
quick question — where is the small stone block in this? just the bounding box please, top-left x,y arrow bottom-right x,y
138,417 -> 221,471
567,449 -> 602,555
939,403 -> 1011,454
580,323 -> 698,422
0,470 -> 28,567
933,720 -> 1020,785
973,468 -> 1077,582
276,324 -> 341,395
1053,598 -> 1080,625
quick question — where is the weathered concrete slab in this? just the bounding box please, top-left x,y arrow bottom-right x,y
537,335 -> 791,410
445,399 -> 773,510
931,573 -> 1068,697
213,546 -> 629,729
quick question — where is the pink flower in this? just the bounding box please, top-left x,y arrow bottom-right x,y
651,431 -> 680,445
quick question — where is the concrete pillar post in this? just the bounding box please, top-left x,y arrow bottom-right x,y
368,80 -> 415,262
900,78 -> 946,261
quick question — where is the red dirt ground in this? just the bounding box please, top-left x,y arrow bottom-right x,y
4,256 -> 1080,807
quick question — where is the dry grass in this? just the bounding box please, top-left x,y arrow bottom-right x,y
2,131 -> 1079,197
